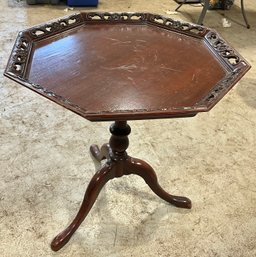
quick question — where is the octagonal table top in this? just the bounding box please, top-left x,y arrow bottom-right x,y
4,12 -> 250,121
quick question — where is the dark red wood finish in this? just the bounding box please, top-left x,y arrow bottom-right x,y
4,12 -> 250,121
4,12 -> 251,251
28,24 -> 225,116
51,121 -> 191,251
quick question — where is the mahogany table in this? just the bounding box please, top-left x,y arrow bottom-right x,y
4,12 -> 250,251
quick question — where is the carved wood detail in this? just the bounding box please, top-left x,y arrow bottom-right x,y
196,69 -> 241,106
205,31 -> 246,68
4,12 -> 250,120
29,13 -> 83,39
7,34 -> 31,77
82,12 -> 207,37
147,13 -> 207,36
83,12 -> 148,22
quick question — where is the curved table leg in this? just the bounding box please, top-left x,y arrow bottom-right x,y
125,157 -> 191,209
51,163 -> 115,251
174,0 -> 209,25
175,0 -> 188,12
51,121 -> 192,251
241,0 -> 250,29
197,0 -> 209,25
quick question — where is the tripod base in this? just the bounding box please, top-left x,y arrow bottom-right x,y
51,121 -> 191,251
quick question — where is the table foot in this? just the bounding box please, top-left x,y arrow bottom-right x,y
90,143 -> 112,162
51,163 -> 115,251
241,0 -> 250,29
125,157 -> 191,209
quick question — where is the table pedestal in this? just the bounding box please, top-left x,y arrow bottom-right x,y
51,121 -> 191,251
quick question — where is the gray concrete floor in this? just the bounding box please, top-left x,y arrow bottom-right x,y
0,0 -> 255,256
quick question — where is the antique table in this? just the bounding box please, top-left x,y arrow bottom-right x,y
4,12 -> 250,251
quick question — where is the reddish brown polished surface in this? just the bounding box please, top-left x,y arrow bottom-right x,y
51,121 -> 191,251
4,12 -> 250,121
4,13 -> 251,251
28,24 -> 225,115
